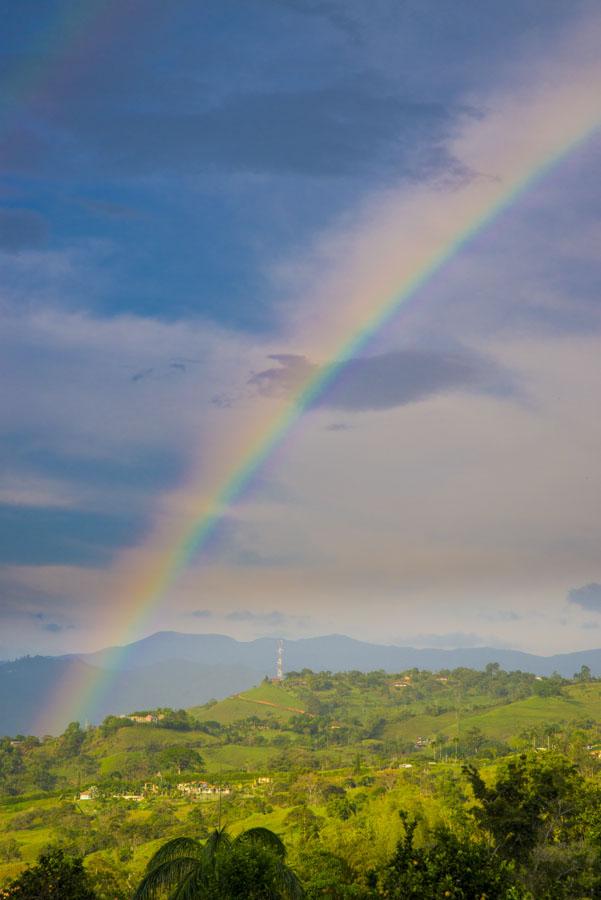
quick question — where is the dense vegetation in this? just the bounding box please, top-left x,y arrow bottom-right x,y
1,665 -> 601,897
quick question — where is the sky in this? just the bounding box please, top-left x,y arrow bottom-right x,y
1,0 -> 601,658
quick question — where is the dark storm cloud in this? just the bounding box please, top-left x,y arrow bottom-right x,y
79,198 -> 140,219
0,587 -> 75,634
260,0 -> 362,40
8,84 -> 470,180
29,613 -> 74,634
0,504 -> 146,566
249,347 -> 513,411
0,576 -> 63,616
0,208 -> 48,252
157,87 -> 467,177
568,583 -> 601,613
3,441 -> 183,495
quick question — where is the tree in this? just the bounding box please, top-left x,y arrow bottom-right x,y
60,722 -> 86,759
28,760 -> 58,792
157,745 -> 204,774
284,805 -> 322,840
158,709 -> 193,730
99,715 -> 132,737
378,813 -> 521,899
296,848 -> 368,899
0,838 -> 22,862
0,738 -> 25,792
464,752 -> 582,862
575,664 -> 592,682
2,849 -> 96,899
133,826 -> 304,899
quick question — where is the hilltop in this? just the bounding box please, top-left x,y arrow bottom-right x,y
5,631 -> 601,735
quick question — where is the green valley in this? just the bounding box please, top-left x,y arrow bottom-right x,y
2,665 -> 601,897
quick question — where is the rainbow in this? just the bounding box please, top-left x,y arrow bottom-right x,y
22,23 -> 601,732
0,2 -> 126,139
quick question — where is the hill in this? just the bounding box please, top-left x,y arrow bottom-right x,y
79,631 -> 601,677
0,656 -> 265,736
4,631 -> 601,735
2,667 -> 601,894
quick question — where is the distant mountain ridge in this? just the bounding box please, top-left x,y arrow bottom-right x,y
78,631 -> 601,678
3,631 -> 601,736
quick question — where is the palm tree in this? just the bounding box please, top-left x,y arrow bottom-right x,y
133,825 -> 304,899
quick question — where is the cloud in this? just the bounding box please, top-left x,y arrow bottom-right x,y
41,622 -> 68,633
79,198 -> 140,220
262,0 -> 362,37
248,347 -> 513,411
0,472 -> 78,509
406,631 -> 509,649
226,609 -> 294,626
29,613 -> 75,634
0,504 -> 146,566
0,208 -> 48,253
248,354 -> 316,396
567,583 -> 601,613
25,83 -> 471,180
189,608 -> 309,628
0,599 -> 76,638
0,576 -> 65,617
479,610 -> 522,623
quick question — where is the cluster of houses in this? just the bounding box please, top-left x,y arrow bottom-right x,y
391,675 -> 448,688
118,713 -> 164,724
78,786 -> 145,802
177,781 -> 231,798
77,775 -> 274,804
176,777 -> 272,797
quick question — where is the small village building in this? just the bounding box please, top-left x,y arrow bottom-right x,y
177,781 -> 231,797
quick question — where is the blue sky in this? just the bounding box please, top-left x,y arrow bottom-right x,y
1,0 -> 601,656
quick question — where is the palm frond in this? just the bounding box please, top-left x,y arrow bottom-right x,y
203,826 -> 233,862
275,861 -> 306,899
235,826 -> 287,858
133,857 -> 200,900
145,837 -> 203,872
171,866 -> 212,900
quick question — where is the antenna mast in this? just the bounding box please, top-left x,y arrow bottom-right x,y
276,639 -> 284,681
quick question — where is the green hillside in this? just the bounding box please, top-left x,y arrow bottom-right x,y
190,680 -> 306,726
2,666 -> 601,896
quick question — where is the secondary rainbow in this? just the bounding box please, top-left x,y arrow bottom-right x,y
0,2 -> 127,140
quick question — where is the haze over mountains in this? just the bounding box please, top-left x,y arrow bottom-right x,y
3,631 -> 601,736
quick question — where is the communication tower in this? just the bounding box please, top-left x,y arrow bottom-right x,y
276,639 -> 284,681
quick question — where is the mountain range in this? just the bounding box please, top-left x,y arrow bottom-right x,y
3,631 -> 601,736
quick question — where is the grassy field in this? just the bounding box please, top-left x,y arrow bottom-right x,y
190,681 -> 306,725
463,682 -> 601,741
